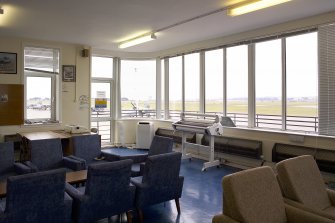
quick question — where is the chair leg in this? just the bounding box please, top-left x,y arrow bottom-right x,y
137,209 -> 144,223
126,211 -> 133,223
175,198 -> 181,214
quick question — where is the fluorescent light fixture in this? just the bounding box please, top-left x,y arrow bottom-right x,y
119,33 -> 157,49
0,8 -> 3,14
227,0 -> 292,16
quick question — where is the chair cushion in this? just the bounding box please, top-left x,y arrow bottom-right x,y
323,205 -> 335,218
276,155 -> 331,210
223,166 -> 287,223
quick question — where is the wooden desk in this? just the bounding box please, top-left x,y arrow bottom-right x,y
0,170 -> 88,198
18,131 -> 98,160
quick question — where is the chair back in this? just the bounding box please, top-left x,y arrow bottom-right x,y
30,138 -> 63,170
0,142 -> 14,174
223,166 -> 287,223
72,134 -> 101,162
84,159 -> 135,218
276,155 -> 331,210
5,169 -> 68,223
148,135 -> 173,156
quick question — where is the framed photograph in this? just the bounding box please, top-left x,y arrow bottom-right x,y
0,52 -> 17,74
62,65 -> 76,82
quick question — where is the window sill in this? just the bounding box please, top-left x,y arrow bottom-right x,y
22,120 -> 61,127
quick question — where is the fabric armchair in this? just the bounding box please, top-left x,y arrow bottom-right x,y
0,168 -> 72,223
131,152 -> 184,223
27,138 -> 85,172
212,166 -> 334,223
71,134 -> 108,167
276,155 -> 335,221
131,135 -> 174,177
65,159 -> 135,223
0,142 -> 31,182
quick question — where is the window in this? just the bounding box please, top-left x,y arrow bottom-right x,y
205,49 -> 223,115
160,59 -> 165,118
91,56 -> 114,143
169,56 -> 182,119
121,60 -> 156,118
184,53 -> 200,112
226,45 -> 248,126
286,32 -> 318,132
255,39 -> 282,129
24,46 -> 59,123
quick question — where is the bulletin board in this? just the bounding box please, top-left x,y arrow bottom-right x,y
0,84 -> 24,125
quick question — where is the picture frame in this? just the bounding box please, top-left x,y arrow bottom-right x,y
0,52 -> 17,74
62,65 -> 76,82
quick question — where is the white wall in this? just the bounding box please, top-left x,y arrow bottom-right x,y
0,37 -> 90,141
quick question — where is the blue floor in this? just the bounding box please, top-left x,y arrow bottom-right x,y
102,158 -> 240,223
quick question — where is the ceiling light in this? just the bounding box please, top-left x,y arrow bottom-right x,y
227,0 -> 292,16
119,33 -> 157,49
0,8 -> 3,14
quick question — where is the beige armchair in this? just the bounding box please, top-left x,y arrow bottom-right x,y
276,155 -> 335,221
212,166 -> 334,223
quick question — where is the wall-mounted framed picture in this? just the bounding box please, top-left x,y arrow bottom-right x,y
62,65 -> 76,82
0,52 -> 17,74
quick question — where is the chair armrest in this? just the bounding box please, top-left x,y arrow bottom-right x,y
327,188 -> 335,205
285,203 -> 335,223
139,162 -> 145,175
14,162 -> 33,174
63,156 -> 86,171
24,161 -> 38,172
212,214 -> 240,223
65,182 -> 86,201
284,198 -> 335,221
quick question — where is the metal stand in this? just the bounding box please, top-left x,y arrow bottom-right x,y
201,135 -> 220,171
181,132 -> 192,160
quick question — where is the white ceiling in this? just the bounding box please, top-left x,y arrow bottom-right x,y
1,0 -> 335,53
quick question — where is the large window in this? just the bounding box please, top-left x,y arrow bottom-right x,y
255,39 -> 282,129
184,53 -> 200,112
226,45 -> 248,126
205,49 -> 223,114
169,56 -> 182,119
286,32 -> 318,132
121,60 -> 156,118
91,56 -> 114,143
24,46 -> 59,123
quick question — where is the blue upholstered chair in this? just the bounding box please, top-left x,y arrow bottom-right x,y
0,142 -> 31,182
131,152 -> 184,223
0,168 -> 72,223
65,159 -> 135,223
26,138 -> 85,172
131,135 -> 174,177
71,134 -> 109,167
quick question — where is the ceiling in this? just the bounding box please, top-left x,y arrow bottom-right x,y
1,0 -> 335,53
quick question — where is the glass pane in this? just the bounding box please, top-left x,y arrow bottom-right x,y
227,45 -> 248,127
26,77 -> 52,120
185,53 -> 200,112
90,121 -> 111,144
286,32 -> 318,132
161,59 -> 165,118
121,60 -> 156,118
255,39 -> 282,129
24,47 -> 59,73
205,49 -> 223,115
169,56 -> 182,119
91,82 -> 111,117
92,56 -> 113,78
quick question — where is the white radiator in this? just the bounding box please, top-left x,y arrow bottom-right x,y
136,121 -> 154,149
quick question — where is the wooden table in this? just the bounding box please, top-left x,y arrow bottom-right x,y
0,170 -> 87,198
18,131 -> 98,160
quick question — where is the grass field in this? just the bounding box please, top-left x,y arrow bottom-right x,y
120,100 -> 317,117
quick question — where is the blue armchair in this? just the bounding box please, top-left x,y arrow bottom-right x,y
131,152 -> 184,223
0,142 -> 31,182
26,138 -> 85,172
65,159 -> 135,223
131,135 -> 174,177
70,134 -> 109,167
0,168 -> 72,223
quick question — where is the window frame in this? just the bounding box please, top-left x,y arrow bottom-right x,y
24,46 -> 60,124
